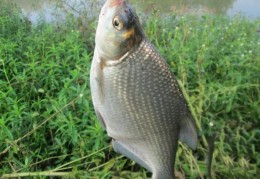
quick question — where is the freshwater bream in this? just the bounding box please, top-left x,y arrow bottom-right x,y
90,0 -> 198,178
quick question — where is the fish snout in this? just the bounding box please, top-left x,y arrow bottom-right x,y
107,0 -> 126,8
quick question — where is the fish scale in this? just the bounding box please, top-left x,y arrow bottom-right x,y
90,0 -> 197,178
102,39 -> 179,172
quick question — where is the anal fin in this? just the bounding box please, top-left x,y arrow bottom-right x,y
112,140 -> 152,172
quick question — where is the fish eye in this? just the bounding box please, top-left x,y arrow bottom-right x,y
113,16 -> 123,30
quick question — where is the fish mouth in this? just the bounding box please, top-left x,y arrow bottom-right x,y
103,0 -> 136,24
107,0 -> 126,8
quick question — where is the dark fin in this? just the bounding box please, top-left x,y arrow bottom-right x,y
112,140 -> 152,172
206,134 -> 216,179
95,109 -> 106,130
179,113 -> 198,150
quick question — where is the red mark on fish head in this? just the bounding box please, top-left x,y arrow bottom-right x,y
108,0 -> 125,7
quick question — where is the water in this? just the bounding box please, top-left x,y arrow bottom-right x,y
10,0 -> 260,23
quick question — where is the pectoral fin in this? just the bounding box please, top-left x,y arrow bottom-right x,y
90,50 -> 106,129
95,109 -> 106,130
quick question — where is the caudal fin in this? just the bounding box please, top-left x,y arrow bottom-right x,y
152,171 -> 175,179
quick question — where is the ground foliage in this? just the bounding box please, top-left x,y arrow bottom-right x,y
0,1 -> 259,178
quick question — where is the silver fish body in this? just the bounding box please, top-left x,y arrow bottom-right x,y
90,0 -> 198,178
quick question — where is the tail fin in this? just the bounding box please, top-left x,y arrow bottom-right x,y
152,171 -> 175,179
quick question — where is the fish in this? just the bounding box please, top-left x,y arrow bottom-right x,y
90,0 -> 198,178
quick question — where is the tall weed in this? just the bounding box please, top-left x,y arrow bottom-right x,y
0,1 -> 259,178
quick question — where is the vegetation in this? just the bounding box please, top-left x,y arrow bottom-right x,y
0,1 -> 259,178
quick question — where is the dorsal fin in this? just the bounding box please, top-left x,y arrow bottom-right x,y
179,113 -> 198,150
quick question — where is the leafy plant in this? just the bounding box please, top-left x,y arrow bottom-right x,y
0,1 -> 259,178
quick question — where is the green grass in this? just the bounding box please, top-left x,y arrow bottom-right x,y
0,2 -> 259,179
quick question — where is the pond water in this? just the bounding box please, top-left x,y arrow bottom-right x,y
10,0 -> 260,23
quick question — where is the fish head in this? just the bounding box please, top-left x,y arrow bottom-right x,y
95,0 -> 143,61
